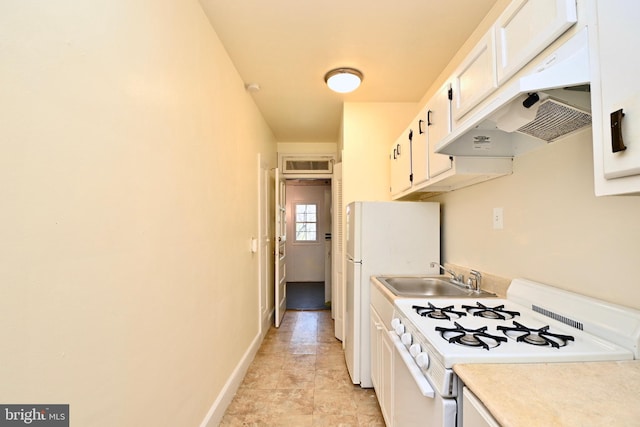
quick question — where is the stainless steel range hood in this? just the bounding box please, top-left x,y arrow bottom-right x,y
435,28 -> 592,158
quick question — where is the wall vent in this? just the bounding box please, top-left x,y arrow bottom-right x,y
281,156 -> 334,174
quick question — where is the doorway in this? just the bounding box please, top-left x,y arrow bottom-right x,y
284,179 -> 332,310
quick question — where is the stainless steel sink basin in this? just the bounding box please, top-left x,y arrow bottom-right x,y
376,275 -> 496,298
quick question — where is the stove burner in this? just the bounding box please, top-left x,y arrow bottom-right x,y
435,322 -> 507,350
412,303 -> 466,320
462,302 -> 520,320
497,321 -> 575,348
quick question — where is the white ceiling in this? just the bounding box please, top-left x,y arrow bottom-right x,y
199,0 -> 498,142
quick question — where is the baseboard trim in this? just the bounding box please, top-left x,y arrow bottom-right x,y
198,329 -> 263,427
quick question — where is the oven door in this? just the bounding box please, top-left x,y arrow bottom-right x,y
390,332 -> 457,426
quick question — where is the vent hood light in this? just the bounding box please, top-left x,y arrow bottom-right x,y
494,93 -> 543,132
435,28 -> 591,158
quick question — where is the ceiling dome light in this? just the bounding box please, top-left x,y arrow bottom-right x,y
324,68 -> 363,93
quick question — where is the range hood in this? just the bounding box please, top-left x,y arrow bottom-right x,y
435,27 -> 592,158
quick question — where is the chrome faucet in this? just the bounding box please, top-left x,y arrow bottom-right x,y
468,270 -> 482,292
430,262 -> 464,284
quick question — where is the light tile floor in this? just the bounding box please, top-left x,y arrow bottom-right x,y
220,310 -> 386,426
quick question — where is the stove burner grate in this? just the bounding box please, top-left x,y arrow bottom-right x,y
412,303 -> 466,320
435,322 -> 507,350
497,321 -> 575,348
462,302 -> 520,320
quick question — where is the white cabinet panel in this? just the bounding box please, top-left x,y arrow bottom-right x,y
380,324 -> 393,426
463,387 -> 500,427
370,308 -> 381,391
595,1 -> 640,180
427,82 -> 454,179
389,130 -> 412,196
370,283 -> 394,426
589,0 -> 640,195
411,111 -> 429,186
452,29 -> 497,120
495,0 -> 577,85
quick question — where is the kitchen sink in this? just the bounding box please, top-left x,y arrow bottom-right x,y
376,275 -> 496,298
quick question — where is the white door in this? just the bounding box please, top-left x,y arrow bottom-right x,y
274,168 -> 287,328
332,163 -> 344,341
258,155 -> 271,334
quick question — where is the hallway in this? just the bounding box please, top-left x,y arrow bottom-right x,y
220,310 -> 385,426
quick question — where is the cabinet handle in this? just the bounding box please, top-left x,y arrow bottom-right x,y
427,110 -> 433,126
393,148 -> 397,160
418,119 -> 425,134
610,109 -> 627,153
396,143 -> 401,155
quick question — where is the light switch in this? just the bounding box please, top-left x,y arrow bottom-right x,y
493,207 -> 504,230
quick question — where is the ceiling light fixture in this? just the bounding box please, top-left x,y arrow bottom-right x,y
324,68 -> 363,93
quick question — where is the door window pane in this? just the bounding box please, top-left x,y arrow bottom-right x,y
295,204 -> 317,241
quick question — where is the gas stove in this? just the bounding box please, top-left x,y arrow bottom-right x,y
390,278 -> 640,398
395,297 -> 632,367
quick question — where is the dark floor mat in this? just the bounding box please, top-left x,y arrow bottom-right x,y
286,282 -> 328,310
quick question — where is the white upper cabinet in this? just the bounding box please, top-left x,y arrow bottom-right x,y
495,0 -> 577,85
389,129 -> 413,197
451,29 -> 497,121
588,0 -> 640,196
426,82 -> 454,179
410,111 -> 429,186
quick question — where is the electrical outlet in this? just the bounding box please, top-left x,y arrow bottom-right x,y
493,207 -> 504,230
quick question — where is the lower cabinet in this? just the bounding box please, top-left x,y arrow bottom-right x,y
462,387 -> 500,427
370,304 -> 393,426
370,282 -> 395,425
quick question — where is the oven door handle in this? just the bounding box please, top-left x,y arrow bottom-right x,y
389,331 -> 435,398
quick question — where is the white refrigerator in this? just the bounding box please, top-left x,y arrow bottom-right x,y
345,201 -> 440,387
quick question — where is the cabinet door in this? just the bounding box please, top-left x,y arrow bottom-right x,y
495,0 -> 577,85
380,325 -> 394,426
595,1 -> 640,182
369,308 -> 381,391
427,82 -> 454,178
411,112 -> 429,186
463,387 -> 500,427
370,306 -> 392,425
389,130 -> 412,196
452,29 -> 497,120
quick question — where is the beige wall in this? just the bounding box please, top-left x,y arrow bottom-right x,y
0,0 -> 276,426
430,129 -> 640,310
342,102 -> 417,206
277,142 -> 337,154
